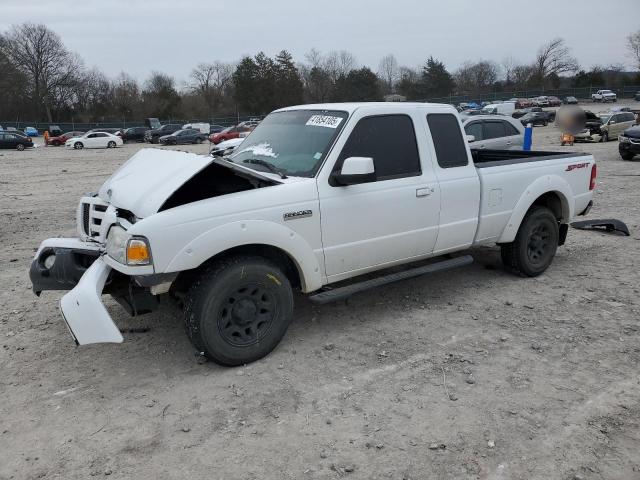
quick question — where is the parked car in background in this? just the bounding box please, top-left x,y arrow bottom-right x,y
121,126 -> 148,143
0,131 -> 34,150
546,96 -> 562,107
462,115 -> 524,150
512,107 -> 543,118
532,96 -> 550,107
591,90 -> 617,102
618,126 -> 640,160
480,102 -> 516,116
159,128 -> 207,145
47,131 -> 85,146
210,124 -> 254,144
86,128 -> 124,137
598,111 -> 636,142
182,123 -> 210,134
209,124 -> 225,134
209,137 -> 244,156
144,124 -> 182,143
635,91 -> 640,101
24,126 -> 39,137
65,132 -> 123,149
563,96 -> 578,105
519,112 -> 550,126
573,111 -> 604,142
48,125 -> 63,137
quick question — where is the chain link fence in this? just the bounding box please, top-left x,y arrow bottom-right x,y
419,85 -> 640,105
0,115 -> 264,133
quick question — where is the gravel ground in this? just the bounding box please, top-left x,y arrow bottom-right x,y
1,103 -> 640,480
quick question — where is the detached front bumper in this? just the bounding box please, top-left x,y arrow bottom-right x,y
30,238 -> 122,345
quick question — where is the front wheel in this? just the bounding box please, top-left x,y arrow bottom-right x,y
107,141 -> 116,148
184,256 -> 294,366
74,142 -> 84,149
601,132 -> 609,142
501,206 -> 559,277
620,152 -> 634,160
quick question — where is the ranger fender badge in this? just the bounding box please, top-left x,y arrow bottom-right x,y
283,210 -> 312,221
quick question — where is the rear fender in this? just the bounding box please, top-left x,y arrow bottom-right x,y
164,220 -> 322,292
498,175 -> 573,244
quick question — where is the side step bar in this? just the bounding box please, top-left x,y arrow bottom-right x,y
308,255 -> 473,304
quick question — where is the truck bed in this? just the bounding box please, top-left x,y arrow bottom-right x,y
472,149 -> 591,168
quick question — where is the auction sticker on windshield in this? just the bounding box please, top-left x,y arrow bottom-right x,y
306,115 -> 343,129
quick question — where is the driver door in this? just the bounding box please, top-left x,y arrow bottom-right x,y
316,110 -> 440,281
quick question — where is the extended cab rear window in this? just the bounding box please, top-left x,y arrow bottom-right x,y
427,113 -> 468,168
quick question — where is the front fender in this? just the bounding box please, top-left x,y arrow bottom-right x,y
164,220 -> 323,292
498,175 -> 573,244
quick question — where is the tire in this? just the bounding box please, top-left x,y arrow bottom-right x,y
16,144 -> 25,151
500,206 -> 559,277
184,256 -> 294,366
620,152 -> 634,161
601,131 -> 609,142
74,142 -> 83,149
107,141 -> 116,148
196,137 -> 203,144
543,121 -> 548,127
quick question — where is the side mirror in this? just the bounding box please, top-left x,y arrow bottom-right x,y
466,134 -> 475,143
331,157 -> 376,186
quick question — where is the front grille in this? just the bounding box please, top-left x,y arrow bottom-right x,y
79,197 -> 109,239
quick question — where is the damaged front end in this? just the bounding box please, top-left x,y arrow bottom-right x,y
30,148 -> 281,345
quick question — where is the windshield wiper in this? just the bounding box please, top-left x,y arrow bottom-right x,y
242,158 -> 288,179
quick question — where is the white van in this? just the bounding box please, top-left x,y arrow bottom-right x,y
182,123 -> 210,134
481,102 -> 516,116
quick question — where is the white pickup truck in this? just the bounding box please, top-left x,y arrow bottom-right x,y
591,89 -> 617,103
30,103 -> 597,366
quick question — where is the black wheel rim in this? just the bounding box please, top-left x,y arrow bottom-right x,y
217,283 -> 276,347
527,224 -> 551,265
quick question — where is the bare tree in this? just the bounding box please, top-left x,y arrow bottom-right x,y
325,50 -> 356,82
112,72 -> 141,119
627,30 -> 640,70
3,23 -> 82,121
454,60 -> 498,92
501,56 -> 517,84
533,38 -> 579,85
190,61 -> 234,114
378,54 -> 399,93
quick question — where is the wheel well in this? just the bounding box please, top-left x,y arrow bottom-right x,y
531,191 -> 567,222
172,244 -> 303,295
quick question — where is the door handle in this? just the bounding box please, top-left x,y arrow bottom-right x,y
416,187 -> 434,197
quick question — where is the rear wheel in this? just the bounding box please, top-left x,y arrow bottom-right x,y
501,206 -> 559,277
74,142 -> 83,149
16,144 -> 25,151
184,256 -> 294,366
196,137 -> 203,144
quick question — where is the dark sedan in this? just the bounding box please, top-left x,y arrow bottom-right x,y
121,126 -> 148,143
619,126 -> 640,160
519,112 -> 550,127
0,131 -> 34,150
159,128 -> 207,145
563,96 -> 578,105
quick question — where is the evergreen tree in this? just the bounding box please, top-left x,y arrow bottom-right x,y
417,56 -> 455,99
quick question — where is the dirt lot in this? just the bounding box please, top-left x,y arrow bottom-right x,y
1,104 -> 640,480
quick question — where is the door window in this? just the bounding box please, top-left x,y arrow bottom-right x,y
503,121 -> 520,135
464,122 -> 483,141
336,114 -> 421,181
427,113 -> 468,168
483,121 -> 506,139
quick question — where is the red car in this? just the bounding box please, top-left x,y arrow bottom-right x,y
47,131 -> 85,146
209,124 -> 254,144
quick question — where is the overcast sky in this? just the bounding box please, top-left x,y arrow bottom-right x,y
1,0 -> 638,84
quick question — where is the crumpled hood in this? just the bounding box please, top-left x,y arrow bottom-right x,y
98,148 -> 287,218
98,149 -> 216,218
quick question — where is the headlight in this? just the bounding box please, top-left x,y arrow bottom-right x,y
619,136 -> 630,143
106,225 -> 152,266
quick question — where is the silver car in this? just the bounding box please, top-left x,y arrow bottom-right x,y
462,115 -> 525,150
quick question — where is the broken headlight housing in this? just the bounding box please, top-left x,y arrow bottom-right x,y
106,225 -> 152,266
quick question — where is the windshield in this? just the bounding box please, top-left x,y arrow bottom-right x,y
229,110 -> 348,177
598,114 -> 611,123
